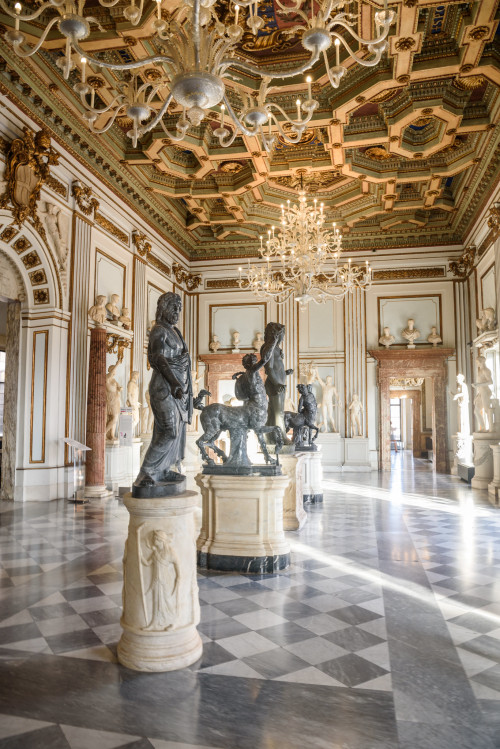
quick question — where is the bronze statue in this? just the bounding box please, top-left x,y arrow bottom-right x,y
285,384 -> 319,450
262,322 -> 294,445
195,329 -> 283,472
133,292 -> 193,497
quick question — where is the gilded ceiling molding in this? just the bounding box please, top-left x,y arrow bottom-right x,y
94,212 -> 129,246
45,174 -> 67,198
71,180 -> 99,216
449,246 -> 476,279
205,278 -> 240,289
0,127 -> 58,242
172,262 -> 202,291
132,230 -> 152,258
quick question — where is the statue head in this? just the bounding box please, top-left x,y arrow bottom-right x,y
35,130 -> 51,151
212,333 -> 219,341
242,353 -> 257,369
407,319 -> 414,329
383,326 -> 390,335
326,375 -> 333,385
156,291 -> 182,325
297,384 -> 306,395
121,307 -> 129,316
96,295 -> 106,306
131,370 -> 139,381
264,321 -> 285,346
457,373 -> 465,384
431,326 -> 437,333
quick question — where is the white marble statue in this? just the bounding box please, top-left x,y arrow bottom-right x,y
106,361 -> 122,442
316,374 -> 342,433
106,294 -> 121,322
209,334 -> 220,352
192,369 -> 205,398
476,307 -> 497,335
39,201 -> 69,269
126,370 -> 141,429
402,318 -> 420,349
473,354 -> 494,432
252,332 -> 263,352
427,326 -> 442,347
139,529 -> 180,631
349,393 -> 363,437
142,389 -> 154,434
301,361 -> 319,385
88,295 -> 107,326
232,330 -> 240,353
119,307 -> 132,330
379,326 -> 395,349
453,374 -> 470,436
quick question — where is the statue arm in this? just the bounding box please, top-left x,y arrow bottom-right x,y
154,354 -> 183,398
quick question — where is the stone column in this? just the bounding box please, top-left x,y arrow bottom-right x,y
67,215 -> 92,456
0,301 -> 21,501
344,288 -> 367,437
118,491 -> 202,672
84,326 -> 111,498
277,296 -> 298,403
379,372 -> 392,470
433,373 -> 449,473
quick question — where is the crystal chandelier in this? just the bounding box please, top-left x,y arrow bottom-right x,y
239,183 -> 372,307
2,0 -> 395,150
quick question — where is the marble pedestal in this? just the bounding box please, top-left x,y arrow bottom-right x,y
196,473 -> 290,573
279,453 -> 308,530
487,443 -> 500,505
300,448 -> 323,503
471,432 -> 500,489
316,433 -> 343,473
117,491 -> 202,672
105,440 -> 142,495
343,437 -> 371,472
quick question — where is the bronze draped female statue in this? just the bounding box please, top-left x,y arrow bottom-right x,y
133,292 -> 193,497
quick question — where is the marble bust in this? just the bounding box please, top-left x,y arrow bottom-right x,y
402,319 -> 420,349
379,326 -> 395,349
252,332 -> 263,352
232,330 -> 240,353
88,295 -> 107,326
106,294 -> 121,321
476,307 -> 497,334
427,326 -> 442,347
209,334 -> 220,352
119,307 -> 132,330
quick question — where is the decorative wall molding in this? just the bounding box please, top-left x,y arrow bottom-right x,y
71,180 -> 99,216
449,246 -> 476,278
132,230 -> 152,258
94,212 -> 129,245
149,254 -> 171,277
206,278 -> 240,289
172,261 -> 202,291
373,267 -> 445,281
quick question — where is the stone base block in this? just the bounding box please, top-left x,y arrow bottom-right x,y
343,438 -> 371,472
300,449 -> 323,506
316,433 -> 343,473
117,491 -> 202,673
457,463 -> 474,483
487,443 -> 500,505
196,473 -> 290,572
280,453 -> 307,530
105,441 -> 142,494
471,432 -> 500,489
84,484 -> 113,499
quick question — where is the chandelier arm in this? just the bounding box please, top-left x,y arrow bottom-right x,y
220,46 -> 320,81
71,40 -> 174,71
329,21 -> 391,48
274,0 -> 302,14
159,118 -> 190,142
87,105 -> 127,134
222,94 -> 259,138
0,0 -> 56,21
98,0 -> 121,5
8,16 -> 60,57
193,0 -> 201,70
140,92 -> 175,136
79,91 -> 126,116
267,103 -> 314,134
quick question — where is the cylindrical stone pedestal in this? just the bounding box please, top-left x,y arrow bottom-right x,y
488,443 -> 500,505
471,432 -> 499,489
280,453 -> 307,530
196,473 -> 290,572
301,449 -> 324,504
85,326 -> 112,499
117,491 -> 202,672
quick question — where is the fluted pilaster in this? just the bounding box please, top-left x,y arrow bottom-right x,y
344,289 -> 367,437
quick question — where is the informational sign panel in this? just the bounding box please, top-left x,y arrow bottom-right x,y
119,408 -> 133,447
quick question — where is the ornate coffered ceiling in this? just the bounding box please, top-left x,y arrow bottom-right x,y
0,0 -> 499,261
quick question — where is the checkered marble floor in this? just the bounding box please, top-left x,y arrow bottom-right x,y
1,454 -> 500,748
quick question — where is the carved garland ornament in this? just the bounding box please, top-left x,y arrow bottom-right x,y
0,127 -> 58,240
106,334 -> 130,363
133,230 -> 152,258
71,180 -> 99,216
487,203 -> 500,239
172,262 -> 202,291
449,246 -> 476,278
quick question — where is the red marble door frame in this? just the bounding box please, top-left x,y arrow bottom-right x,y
390,388 -> 422,458
369,348 -> 454,473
